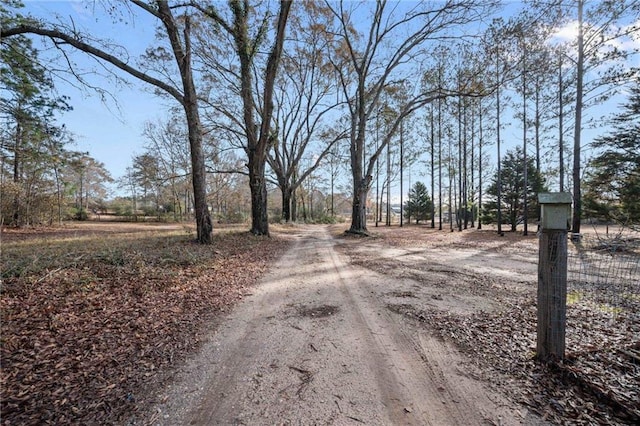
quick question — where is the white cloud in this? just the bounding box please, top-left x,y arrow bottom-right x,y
552,20 -> 580,43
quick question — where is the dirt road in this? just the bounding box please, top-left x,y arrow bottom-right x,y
150,226 -> 543,425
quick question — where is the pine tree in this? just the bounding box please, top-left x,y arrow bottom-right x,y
404,182 -> 432,224
584,83 -> 640,223
1,10 -> 71,226
483,146 -> 547,231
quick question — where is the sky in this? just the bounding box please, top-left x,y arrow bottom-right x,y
11,1 -> 640,200
21,0 -> 170,186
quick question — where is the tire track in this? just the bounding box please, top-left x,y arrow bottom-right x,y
150,225 -> 540,425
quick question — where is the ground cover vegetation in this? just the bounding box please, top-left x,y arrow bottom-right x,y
0,223 -> 291,424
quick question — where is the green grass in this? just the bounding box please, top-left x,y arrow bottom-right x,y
567,290 -> 583,305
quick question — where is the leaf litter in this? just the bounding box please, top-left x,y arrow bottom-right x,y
1,223 -> 291,425
334,224 -> 640,426
3,223 -> 638,425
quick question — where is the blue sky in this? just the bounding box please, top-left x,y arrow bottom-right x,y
15,1 -> 640,199
24,0 -> 171,186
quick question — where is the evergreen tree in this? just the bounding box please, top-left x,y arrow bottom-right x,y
584,83 -> 640,223
1,2 -> 72,225
483,146 -> 547,231
404,181 -> 432,224
2,1 -> 216,242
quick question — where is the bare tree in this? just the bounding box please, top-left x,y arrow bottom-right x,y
2,0 -> 215,242
142,115 -> 192,221
195,0 -> 292,236
326,0 -> 492,234
267,2 -> 347,222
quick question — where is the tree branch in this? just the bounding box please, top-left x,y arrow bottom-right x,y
1,24 -> 185,104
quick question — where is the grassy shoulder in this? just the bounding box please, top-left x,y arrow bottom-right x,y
1,222 -> 291,424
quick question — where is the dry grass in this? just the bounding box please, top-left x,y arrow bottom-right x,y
336,224 -> 640,425
1,222 -> 291,425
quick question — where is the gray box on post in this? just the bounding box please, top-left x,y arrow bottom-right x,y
538,192 -> 572,231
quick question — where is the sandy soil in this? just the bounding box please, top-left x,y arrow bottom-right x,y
147,225 -> 546,425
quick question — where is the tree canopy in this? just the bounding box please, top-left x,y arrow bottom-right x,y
404,182 -> 432,225
2,0 -> 639,233
483,146 -> 548,231
584,83 -> 640,224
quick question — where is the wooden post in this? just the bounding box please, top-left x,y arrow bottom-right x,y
537,192 -> 571,362
537,229 -> 568,361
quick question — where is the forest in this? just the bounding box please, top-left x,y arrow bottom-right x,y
2,0 -> 639,238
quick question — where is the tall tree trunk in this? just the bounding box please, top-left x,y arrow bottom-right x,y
449,139 -> 454,232
308,176 -> 314,221
457,90 -> 463,232
496,51 -> 503,236
386,134 -> 391,227
158,3 -> 213,243
12,122 -> 22,226
184,97 -> 212,242
478,99 -> 483,230
522,47 -> 529,237
572,0 -> 584,235
378,181 -> 385,225
349,117 -> 369,233
375,153 -> 380,226
54,164 -> 62,225
282,186 -> 292,222
79,172 -> 84,214
535,77 -> 541,175
249,152 -> 269,234
291,189 -> 297,222
470,100 -> 475,228
330,164 -> 335,217
350,178 -> 370,234
430,105 -> 435,229
559,55 -> 565,192
463,97 -> 468,230
400,120 -> 404,227
375,115 -> 380,227
438,93 -> 443,230
534,76 -> 542,223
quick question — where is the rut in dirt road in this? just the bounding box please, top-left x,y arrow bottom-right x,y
152,226 -> 535,425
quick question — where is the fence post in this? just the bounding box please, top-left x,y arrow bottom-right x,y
537,192 -> 572,362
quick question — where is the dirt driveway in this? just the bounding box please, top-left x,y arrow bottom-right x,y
149,225 -> 544,425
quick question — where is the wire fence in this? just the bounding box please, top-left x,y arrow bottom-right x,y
567,228 -> 640,322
